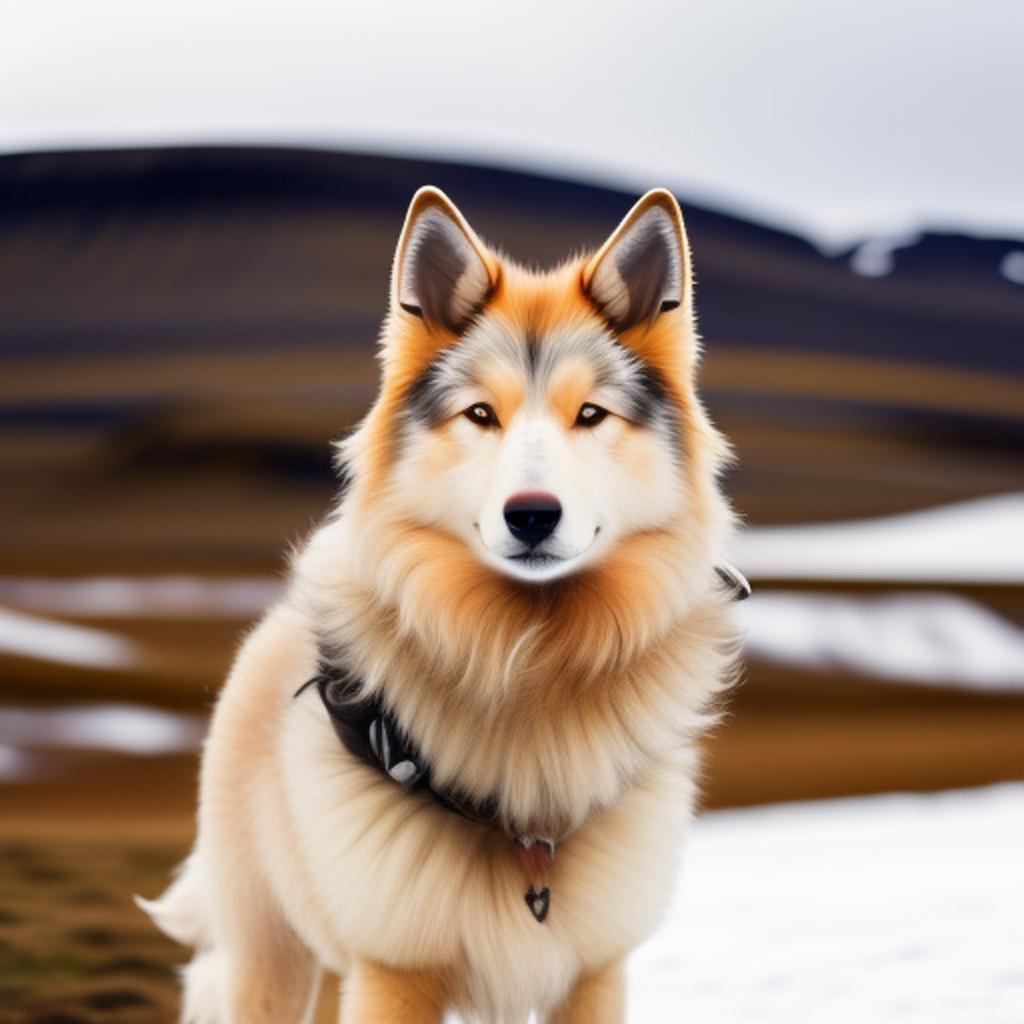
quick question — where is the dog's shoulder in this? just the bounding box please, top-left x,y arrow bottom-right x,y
211,601 -> 319,732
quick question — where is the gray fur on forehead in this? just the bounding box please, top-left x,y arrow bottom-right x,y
447,318 -> 635,384
404,316 -> 674,429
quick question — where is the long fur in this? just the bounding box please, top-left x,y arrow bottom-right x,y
139,187 -> 741,1024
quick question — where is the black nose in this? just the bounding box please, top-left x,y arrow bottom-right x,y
503,492 -> 562,548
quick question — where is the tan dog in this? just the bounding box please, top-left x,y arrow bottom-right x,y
139,186 -> 741,1023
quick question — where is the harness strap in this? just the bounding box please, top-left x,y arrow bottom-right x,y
295,665 -> 499,826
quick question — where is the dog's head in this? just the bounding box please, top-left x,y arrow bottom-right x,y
331,188 -> 732,669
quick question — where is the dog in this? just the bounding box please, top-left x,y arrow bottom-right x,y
138,185 -> 742,1023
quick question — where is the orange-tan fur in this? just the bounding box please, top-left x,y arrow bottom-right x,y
139,186 -> 741,1023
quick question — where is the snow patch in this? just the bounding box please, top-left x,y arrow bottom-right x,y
0,742 -> 33,781
0,606 -> 140,669
0,704 -> 205,756
741,590 -> 1024,690
731,493 -> 1024,584
848,232 -> 922,277
0,576 -> 279,619
629,784 -> 1024,1023
1000,250 -> 1024,285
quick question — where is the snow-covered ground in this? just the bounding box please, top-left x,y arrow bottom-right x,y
0,606 -> 142,670
739,591 -> 1024,691
0,703 -> 204,759
730,494 -> 1024,586
629,785 -> 1024,1024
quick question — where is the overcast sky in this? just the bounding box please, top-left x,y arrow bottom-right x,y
2,0 -> 1021,247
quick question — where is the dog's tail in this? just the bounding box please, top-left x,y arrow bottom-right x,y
135,850 -> 210,948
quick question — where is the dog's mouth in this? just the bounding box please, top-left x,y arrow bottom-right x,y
500,549 -> 581,582
478,527 -> 601,583
508,550 -> 566,565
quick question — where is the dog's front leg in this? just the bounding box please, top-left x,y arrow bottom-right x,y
338,959 -> 448,1024
547,959 -> 625,1024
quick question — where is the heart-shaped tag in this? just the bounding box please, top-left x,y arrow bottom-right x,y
525,886 -> 550,923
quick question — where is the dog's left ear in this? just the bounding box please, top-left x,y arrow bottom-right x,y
582,189 -> 691,333
392,186 -> 498,335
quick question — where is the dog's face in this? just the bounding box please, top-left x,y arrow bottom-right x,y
345,187 -> 724,593
395,303 -> 685,583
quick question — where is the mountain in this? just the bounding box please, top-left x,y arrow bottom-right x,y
0,145 -> 1021,577
2,146 -> 1021,372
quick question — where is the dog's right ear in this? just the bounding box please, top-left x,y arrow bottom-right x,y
582,189 -> 690,335
392,187 -> 498,336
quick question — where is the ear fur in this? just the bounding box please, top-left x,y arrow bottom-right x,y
582,189 -> 690,333
392,186 -> 497,335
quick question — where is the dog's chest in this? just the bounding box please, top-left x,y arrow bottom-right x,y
278,706 -> 697,1011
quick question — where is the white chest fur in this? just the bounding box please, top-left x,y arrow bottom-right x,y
271,696 -> 698,1021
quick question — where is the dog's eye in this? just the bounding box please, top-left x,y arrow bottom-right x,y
575,403 -> 609,428
464,403 -> 500,428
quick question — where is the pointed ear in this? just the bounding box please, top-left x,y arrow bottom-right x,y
582,189 -> 691,333
392,186 -> 497,335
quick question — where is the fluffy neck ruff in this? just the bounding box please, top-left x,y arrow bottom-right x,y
292,498 -> 738,834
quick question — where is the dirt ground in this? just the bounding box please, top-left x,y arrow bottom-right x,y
0,817 -> 188,1024
0,807 -> 362,1022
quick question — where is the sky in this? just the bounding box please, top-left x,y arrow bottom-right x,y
2,0 -> 1021,247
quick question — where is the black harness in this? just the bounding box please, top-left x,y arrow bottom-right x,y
295,562 -> 749,923
295,662 -> 499,826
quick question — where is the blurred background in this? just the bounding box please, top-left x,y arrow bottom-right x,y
1,2 -> 1022,1022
